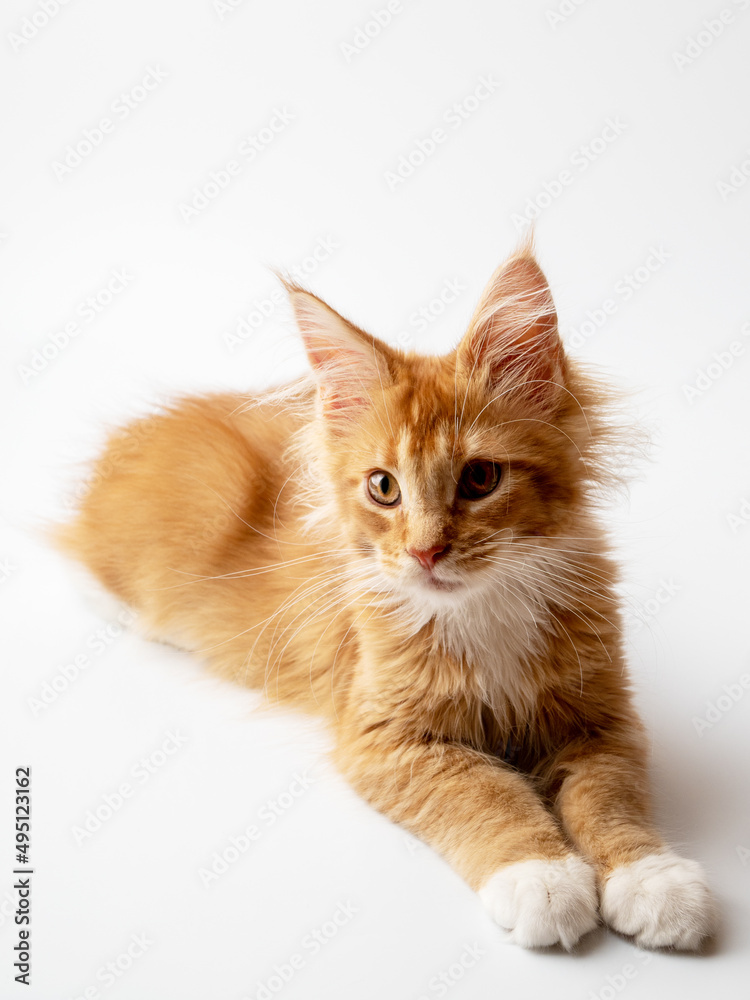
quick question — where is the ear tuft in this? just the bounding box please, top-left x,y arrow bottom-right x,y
283,282 -> 393,419
460,243 -> 564,399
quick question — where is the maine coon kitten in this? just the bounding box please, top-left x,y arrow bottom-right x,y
57,242 -> 716,950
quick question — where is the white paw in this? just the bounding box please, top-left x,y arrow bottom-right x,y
601,850 -> 717,950
479,855 -> 599,950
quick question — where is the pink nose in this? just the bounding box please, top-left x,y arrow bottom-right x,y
407,545 -> 448,571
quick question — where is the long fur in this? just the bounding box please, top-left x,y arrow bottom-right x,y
54,243 -> 716,950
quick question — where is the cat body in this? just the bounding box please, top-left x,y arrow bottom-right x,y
57,243 -> 716,951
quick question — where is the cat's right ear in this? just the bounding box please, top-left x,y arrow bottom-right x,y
284,283 -> 394,419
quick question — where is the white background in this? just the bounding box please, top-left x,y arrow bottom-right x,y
2,0 -> 750,997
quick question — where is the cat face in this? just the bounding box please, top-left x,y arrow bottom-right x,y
320,356 -> 584,615
287,245 -> 594,616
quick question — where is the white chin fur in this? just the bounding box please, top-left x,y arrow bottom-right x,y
600,850 -> 717,950
479,856 -> 599,950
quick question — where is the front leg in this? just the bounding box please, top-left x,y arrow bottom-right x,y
334,715 -> 598,949
548,736 -> 717,949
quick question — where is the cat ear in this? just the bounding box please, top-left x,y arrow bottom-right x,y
459,242 -> 565,400
284,283 -> 393,417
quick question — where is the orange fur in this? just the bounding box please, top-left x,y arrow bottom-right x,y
55,244 -> 715,950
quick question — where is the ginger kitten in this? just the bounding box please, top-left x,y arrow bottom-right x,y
57,242 -> 716,950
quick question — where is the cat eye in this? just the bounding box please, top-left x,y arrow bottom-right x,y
458,461 -> 501,500
367,471 -> 401,507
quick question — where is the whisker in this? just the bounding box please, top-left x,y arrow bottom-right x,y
485,557 -> 618,658
154,549 -> 353,590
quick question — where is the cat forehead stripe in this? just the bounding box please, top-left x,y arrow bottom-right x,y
398,424 -> 452,463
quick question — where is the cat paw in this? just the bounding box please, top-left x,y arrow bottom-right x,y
600,850 -> 717,950
479,855 -> 599,949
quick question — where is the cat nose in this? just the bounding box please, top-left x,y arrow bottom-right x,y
407,545 -> 448,571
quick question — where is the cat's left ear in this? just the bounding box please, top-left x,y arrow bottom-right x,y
459,243 -> 565,401
285,284 -> 394,419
